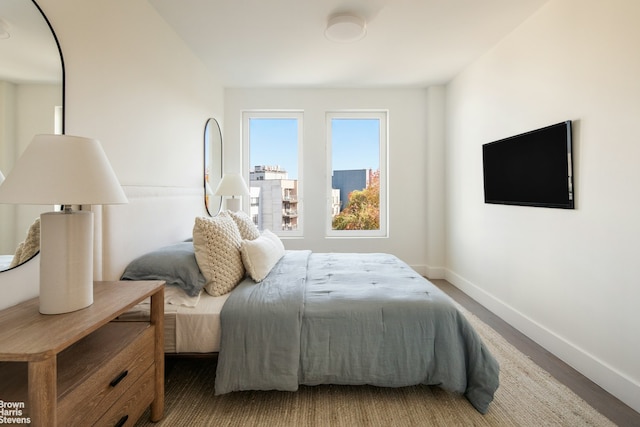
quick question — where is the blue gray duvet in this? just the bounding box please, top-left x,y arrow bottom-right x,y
215,251 -> 499,414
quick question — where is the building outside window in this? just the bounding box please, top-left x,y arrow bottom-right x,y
243,111 -> 303,236
249,165 -> 299,232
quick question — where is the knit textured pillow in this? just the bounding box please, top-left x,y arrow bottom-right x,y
227,210 -> 260,240
193,214 -> 244,297
10,218 -> 40,268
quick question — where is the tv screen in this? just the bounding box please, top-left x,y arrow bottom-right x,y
482,121 -> 574,209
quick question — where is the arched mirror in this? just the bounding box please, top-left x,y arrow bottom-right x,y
204,118 -> 223,216
0,0 -> 64,272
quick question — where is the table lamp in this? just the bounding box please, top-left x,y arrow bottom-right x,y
0,134 -> 128,314
214,173 -> 250,211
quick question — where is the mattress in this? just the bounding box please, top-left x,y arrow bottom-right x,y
119,285 -> 230,353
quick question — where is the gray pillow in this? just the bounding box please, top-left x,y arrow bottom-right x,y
121,242 -> 205,297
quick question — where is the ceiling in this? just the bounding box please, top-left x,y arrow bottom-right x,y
149,0 -> 549,88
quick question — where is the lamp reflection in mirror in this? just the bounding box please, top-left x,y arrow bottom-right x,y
0,134 -> 127,314
214,173 -> 250,212
205,181 -> 214,197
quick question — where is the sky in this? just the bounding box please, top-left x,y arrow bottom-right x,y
249,118 -> 380,180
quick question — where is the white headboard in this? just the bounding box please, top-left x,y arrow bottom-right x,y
98,186 -> 206,281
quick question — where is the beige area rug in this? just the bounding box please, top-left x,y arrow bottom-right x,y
135,309 -> 614,426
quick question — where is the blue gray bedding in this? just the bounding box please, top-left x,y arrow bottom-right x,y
215,251 -> 499,414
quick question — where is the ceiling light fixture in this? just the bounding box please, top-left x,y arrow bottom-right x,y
325,14 -> 367,43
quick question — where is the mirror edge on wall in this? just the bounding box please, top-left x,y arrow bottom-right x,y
204,118 -> 223,216
33,0 -> 65,134
0,0 -> 65,273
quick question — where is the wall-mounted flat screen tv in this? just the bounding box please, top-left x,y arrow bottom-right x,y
482,121 -> 574,209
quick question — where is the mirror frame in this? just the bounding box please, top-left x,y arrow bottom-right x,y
204,118 -> 223,216
33,0 -> 65,133
0,0 -> 65,272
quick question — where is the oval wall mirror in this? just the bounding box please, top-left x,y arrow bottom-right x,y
0,0 -> 64,272
204,118 -> 223,216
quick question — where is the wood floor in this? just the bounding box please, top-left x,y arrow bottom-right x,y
432,279 -> 640,427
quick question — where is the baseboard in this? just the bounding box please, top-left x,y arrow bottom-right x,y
409,264 -> 428,277
424,265 -> 446,280
409,264 -> 446,279
445,269 -> 640,414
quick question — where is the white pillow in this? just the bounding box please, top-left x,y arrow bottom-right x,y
193,214 -> 245,296
240,229 -> 285,282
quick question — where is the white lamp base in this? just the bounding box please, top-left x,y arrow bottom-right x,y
225,197 -> 241,212
39,210 -> 94,314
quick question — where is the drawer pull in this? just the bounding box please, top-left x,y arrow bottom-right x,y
109,370 -> 129,387
114,414 -> 129,427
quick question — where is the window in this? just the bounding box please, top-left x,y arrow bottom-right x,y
326,111 -> 387,237
242,111 -> 303,236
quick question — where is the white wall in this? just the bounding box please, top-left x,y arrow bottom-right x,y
224,88 -> 441,272
46,0 -> 224,187
0,0 -> 224,310
446,0 -> 640,411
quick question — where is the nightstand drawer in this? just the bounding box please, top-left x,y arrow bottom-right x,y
94,365 -> 155,427
57,322 -> 155,426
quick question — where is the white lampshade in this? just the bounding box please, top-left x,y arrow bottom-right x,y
0,134 -> 127,205
0,169 -> 5,184
0,134 -> 127,314
214,173 -> 250,197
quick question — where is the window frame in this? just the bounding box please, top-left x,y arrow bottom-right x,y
325,110 -> 388,238
242,110 -> 304,237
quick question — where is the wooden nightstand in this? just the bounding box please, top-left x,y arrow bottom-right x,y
0,281 -> 165,426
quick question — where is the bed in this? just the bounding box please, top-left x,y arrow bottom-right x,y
103,186 -> 500,414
